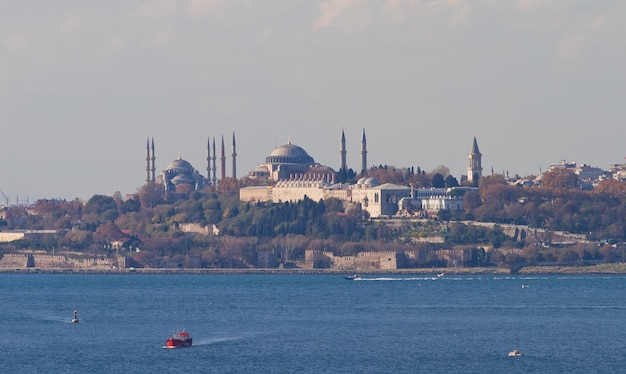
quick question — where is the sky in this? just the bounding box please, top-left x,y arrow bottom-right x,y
1,0 -> 625,203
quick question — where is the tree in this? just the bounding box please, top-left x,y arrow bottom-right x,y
85,195 -> 117,215
137,182 -> 165,208
463,190 -> 482,212
432,173 -> 445,188
542,169 -> 579,191
444,175 -> 459,188
93,221 -> 126,244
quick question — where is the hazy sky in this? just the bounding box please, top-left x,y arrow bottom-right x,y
1,0 -> 625,203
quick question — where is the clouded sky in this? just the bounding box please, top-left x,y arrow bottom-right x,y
1,0 -> 624,203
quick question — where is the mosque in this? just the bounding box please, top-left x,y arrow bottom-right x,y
144,131 -> 483,217
144,129 -> 369,194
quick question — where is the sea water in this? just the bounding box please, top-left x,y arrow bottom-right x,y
1,273 -> 625,373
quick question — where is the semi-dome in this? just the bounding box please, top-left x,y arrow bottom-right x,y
266,141 -> 314,165
363,177 -> 380,186
171,173 -> 195,184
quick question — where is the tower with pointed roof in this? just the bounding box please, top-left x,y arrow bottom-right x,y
232,131 -> 237,180
467,136 -> 483,184
220,135 -> 226,181
150,138 -> 156,182
360,129 -> 367,176
211,137 -> 217,185
146,137 -> 156,183
207,136 -> 211,184
340,130 -> 347,171
146,137 -> 151,183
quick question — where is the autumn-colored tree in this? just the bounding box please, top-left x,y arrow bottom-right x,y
463,190 -> 482,213
541,168 -> 579,191
593,179 -> 626,199
366,166 -> 406,184
137,182 -> 165,208
478,174 -> 508,201
93,221 -> 126,244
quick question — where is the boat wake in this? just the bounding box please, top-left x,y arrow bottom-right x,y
193,335 -> 246,346
354,277 -> 441,281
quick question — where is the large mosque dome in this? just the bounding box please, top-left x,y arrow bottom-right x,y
266,142 -> 315,165
165,156 -> 194,174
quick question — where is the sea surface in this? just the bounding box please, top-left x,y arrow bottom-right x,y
1,273 -> 625,373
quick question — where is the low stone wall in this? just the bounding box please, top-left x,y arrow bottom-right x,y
0,253 -> 30,268
0,253 -> 126,270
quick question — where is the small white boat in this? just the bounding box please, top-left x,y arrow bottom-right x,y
508,349 -> 523,357
71,310 -> 79,323
437,273 -> 445,278
521,285 -> 530,289
344,274 -> 361,281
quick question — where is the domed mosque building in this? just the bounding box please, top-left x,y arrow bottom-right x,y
156,153 -> 210,193
249,139 -> 335,183
144,137 -> 216,198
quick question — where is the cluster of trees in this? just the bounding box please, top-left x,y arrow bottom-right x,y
1,165 -> 625,269
465,173 -> 626,240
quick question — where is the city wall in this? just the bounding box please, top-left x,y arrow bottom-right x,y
0,253 -> 126,270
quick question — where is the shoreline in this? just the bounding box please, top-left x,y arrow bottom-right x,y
2,263 -> 626,275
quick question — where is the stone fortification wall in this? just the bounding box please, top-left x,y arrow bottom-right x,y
356,251 -> 397,270
0,253 -> 126,270
0,253 -> 30,268
304,249 -> 398,270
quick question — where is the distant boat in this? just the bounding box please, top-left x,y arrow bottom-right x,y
508,349 -> 523,357
437,273 -> 445,278
521,285 -> 530,289
165,330 -> 193,349
344,274 -> 361,281
71,310 -> 79,324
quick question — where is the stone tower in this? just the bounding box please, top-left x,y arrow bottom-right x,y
467,136 -> 483,184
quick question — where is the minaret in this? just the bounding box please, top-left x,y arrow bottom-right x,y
340,129 -> 347,171
467,136 -> 483,184
150,137 -> 156,182
360,129 -> 367,176
232,131 -> 237,180
220,135 -> 226,181
211,137 -> 217,185
145,137 -> 151,183
207,136 -> 211,182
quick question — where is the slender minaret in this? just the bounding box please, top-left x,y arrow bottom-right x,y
232,131 -> 237,180
150,137 -> 156,182
467,136 -> 483,184
220,135 -> 226,181
360,129 -> 367,176
207,136 -> 211,182
211,137 -> 217,185
340,129 -> 347,171
145,137 -> 151,183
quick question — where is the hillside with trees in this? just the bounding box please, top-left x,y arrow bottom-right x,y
1,166 -> 625,270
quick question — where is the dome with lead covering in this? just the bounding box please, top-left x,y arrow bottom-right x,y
165,155 -> 194,173
266,141 -> 315,165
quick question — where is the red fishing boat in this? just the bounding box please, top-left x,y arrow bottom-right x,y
165,330 -> 193,348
